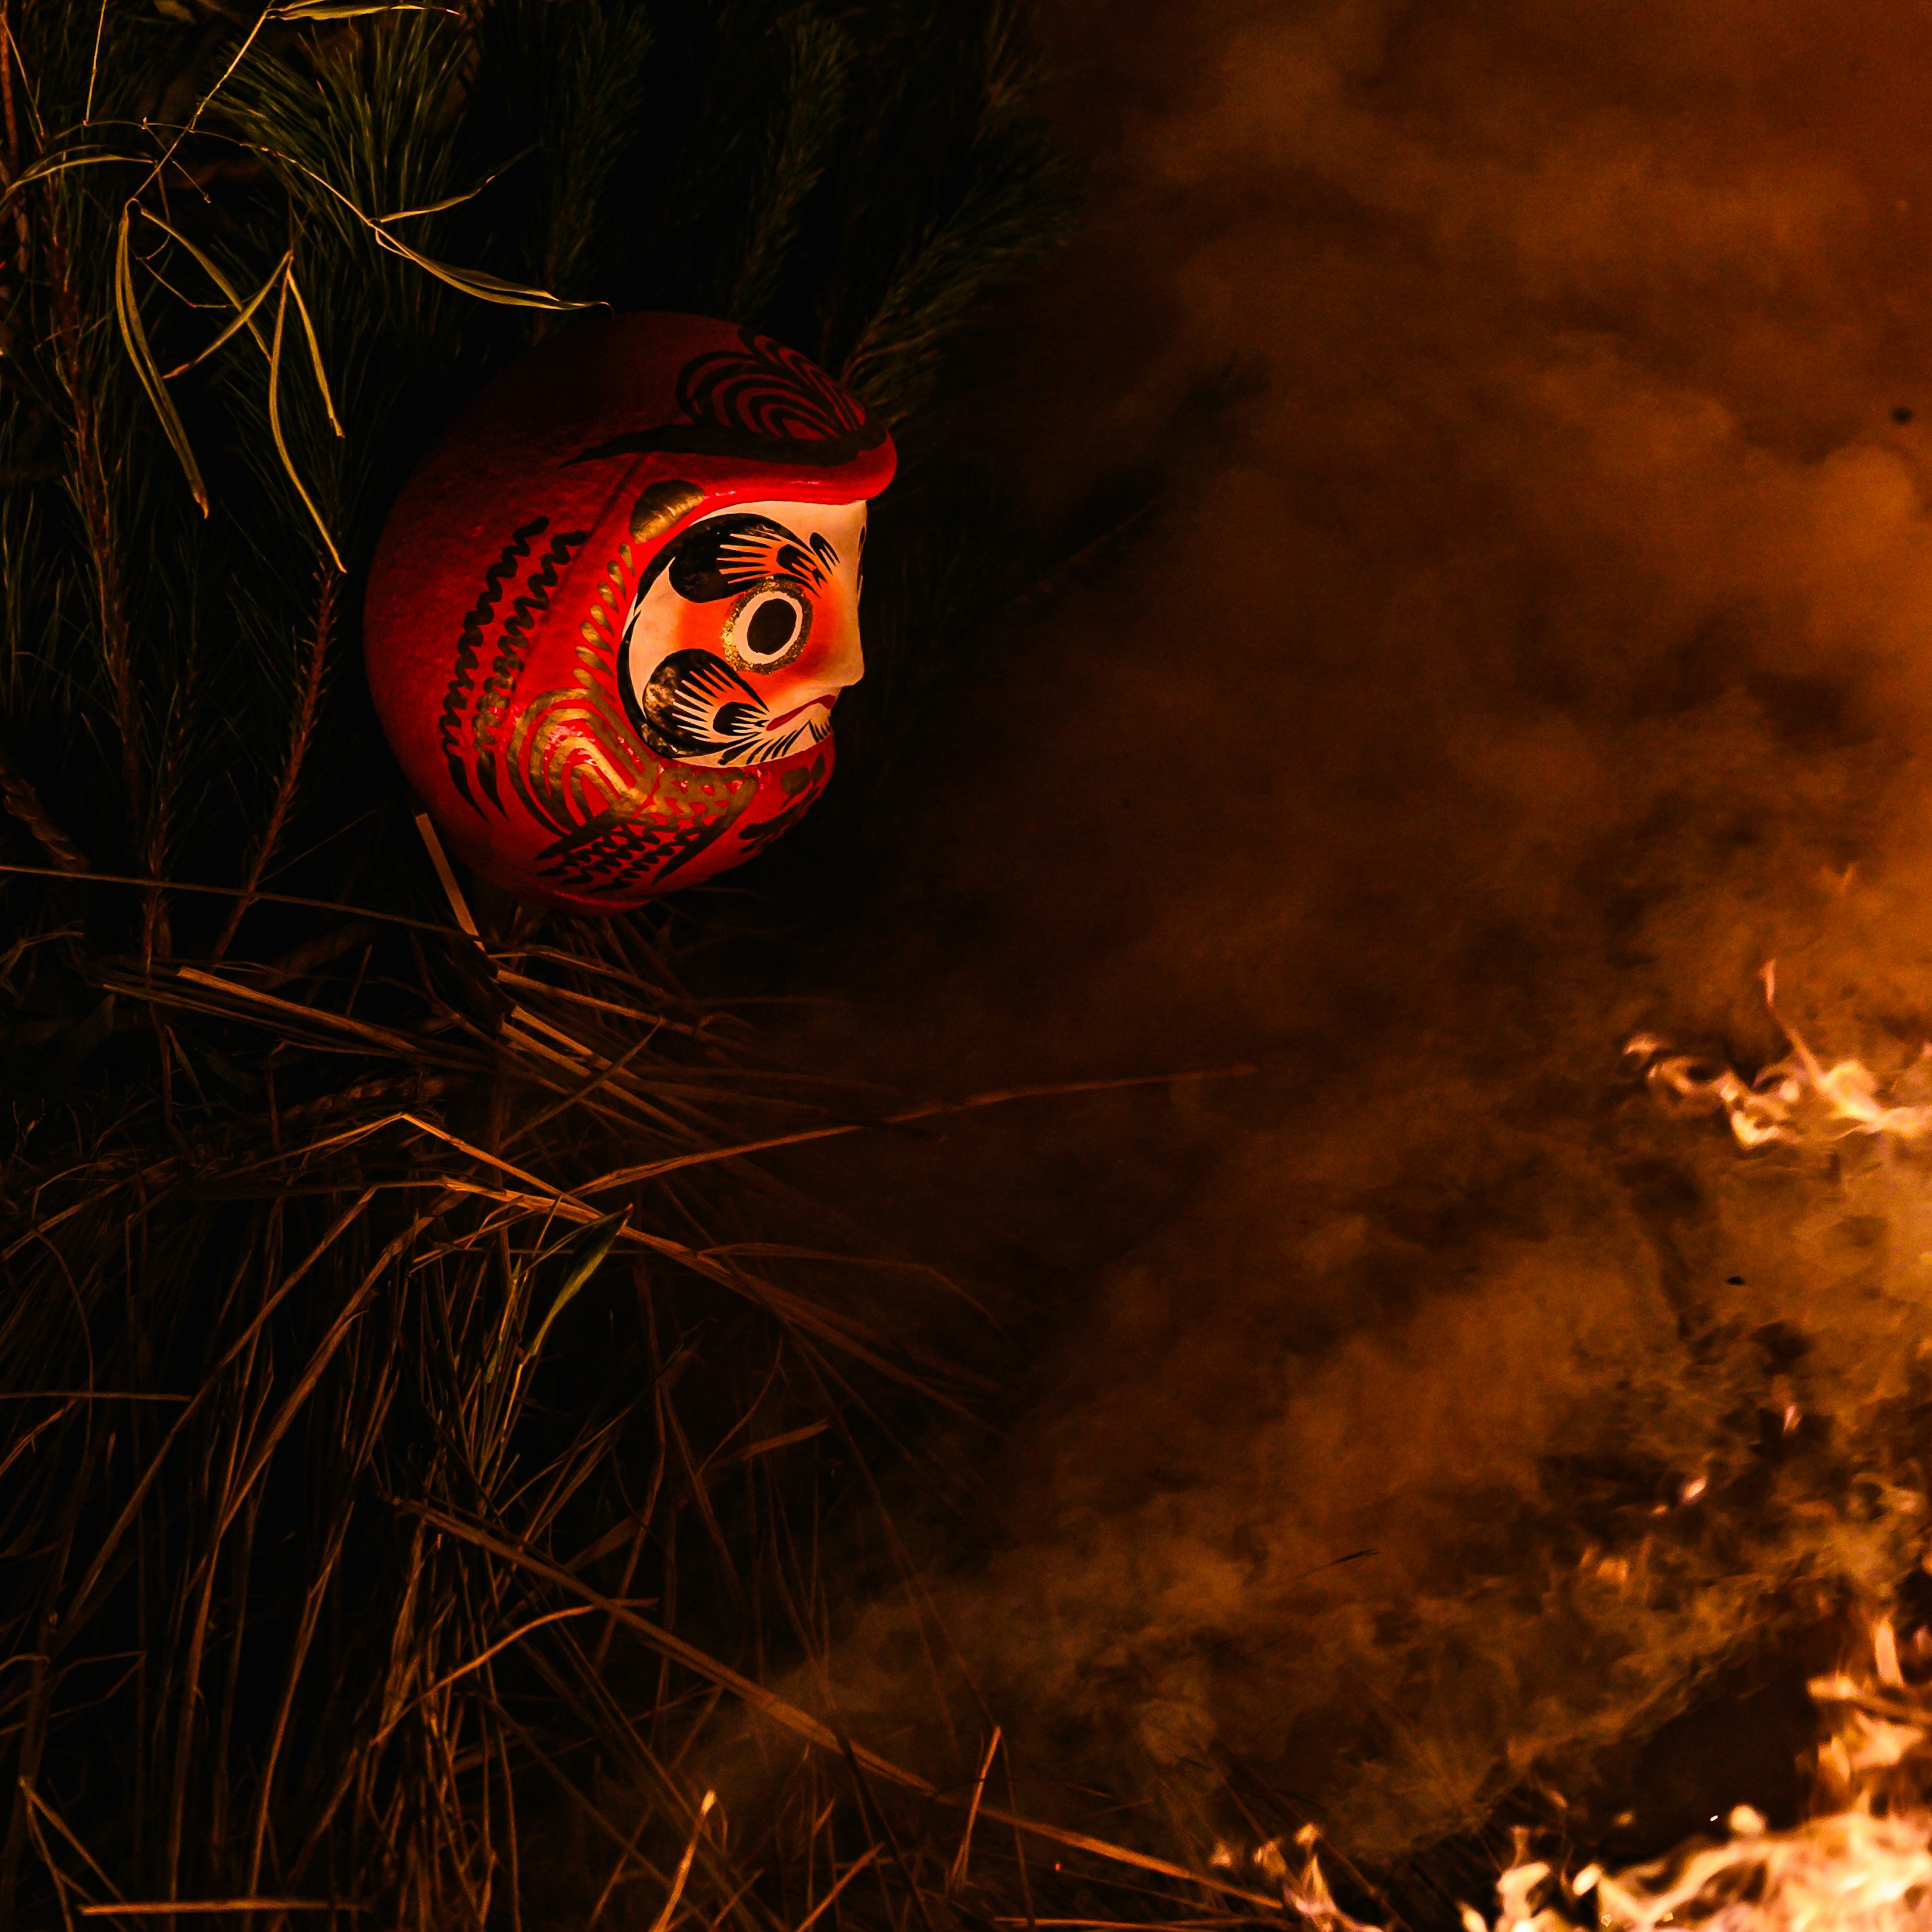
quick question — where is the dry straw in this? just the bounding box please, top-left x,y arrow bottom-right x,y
0,3 -> 1293,1927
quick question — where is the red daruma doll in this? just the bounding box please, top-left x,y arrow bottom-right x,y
364,312 -> 895,912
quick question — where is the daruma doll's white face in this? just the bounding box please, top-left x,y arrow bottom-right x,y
616,498 -> 868,769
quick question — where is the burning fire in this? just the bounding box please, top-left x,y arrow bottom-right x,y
1220,963 -> 1932,1932
1482,1626 -> 1932,1932
1625,963 -> 1932,1149
1243,1621 -> 1932,1932
1529,974 -> 1932,1929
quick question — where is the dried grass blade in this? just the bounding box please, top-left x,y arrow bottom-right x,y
960,1811 -> 1283,1912
217,1212 -> 436,1540
0,147 -> 140,220
525,1213 -> 625,1362
2,1182 -> 130,1263
373,159 -> 528,225
0,742 -> 89,871
133,2 -> 274,200
268,0 -> 446,15
400,1508 -> 1287,1910
412,808 -> 478,935
391,1112 -> 583,1203
581,1121 -> 866,1193
16,1795 -> 78,1932
0,1403 -> 77,1488
0,860 -> 472,935
159,257 -> 283,377
211,562 -> 339,958
168,969 -> 423,1055
503,1037 -> 655,1148
283,270 -> 342,437
76,1901 -> 362,1917
401,1605 -> 603,1724
910,1065 -> 1258,1118
113,202 -> 207,513
837,1730 -> 942,1932
645,1790 -> 714,1932
141,210 -> 281,370
792,1846 -> 882,1932
692,1866 -> 756,1932
710,1421 -> 829,1470
220,1109 -> 414,1177
583,1798 -> 656,1930
18,1783 -> 122,1906
249,148 -> 587,309
0,1391 -> 188,1402
369,226 -> 593,309
946,1727 -> 1001,1894
579,1065 -> 1256,1196
60,1190 -> 379,1634
503,1008 -> 593,1060
246,1515 -> 355,1897
494,971 -> 699,1038
403,1503 -> 908,1779
265,268 -> 345,570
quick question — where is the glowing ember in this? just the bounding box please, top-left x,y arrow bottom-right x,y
1626,964 -> 1932,1148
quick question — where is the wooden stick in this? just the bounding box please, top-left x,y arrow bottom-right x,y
412,806 -> 479,937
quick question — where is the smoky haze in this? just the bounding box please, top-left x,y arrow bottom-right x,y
782,0 -> 1932,1878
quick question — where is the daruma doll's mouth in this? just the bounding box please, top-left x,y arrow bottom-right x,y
765,694 -> 837,733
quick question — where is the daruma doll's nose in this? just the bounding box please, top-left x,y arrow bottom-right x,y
814,608 -> 865,693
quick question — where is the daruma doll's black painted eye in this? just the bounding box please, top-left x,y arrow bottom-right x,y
747,595 -> 800,657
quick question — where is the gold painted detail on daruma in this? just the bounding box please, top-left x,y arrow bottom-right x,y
630,479 -> 704,545
507,684 -> 633,833
718,576 -> 812,675
507,643 -> 757,898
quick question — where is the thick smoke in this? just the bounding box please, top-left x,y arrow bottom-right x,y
786,0 -> 1932,1878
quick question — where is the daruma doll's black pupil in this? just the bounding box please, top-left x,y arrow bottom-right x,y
748,597 -> 799,657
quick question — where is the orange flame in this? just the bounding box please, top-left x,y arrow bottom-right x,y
1627,963 -> 1932,1148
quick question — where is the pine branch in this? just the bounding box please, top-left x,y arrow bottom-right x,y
211,561 -> 338,960
725,9 -> 853,328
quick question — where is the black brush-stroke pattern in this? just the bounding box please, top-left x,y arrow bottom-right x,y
438,517 -> 546,811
